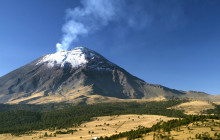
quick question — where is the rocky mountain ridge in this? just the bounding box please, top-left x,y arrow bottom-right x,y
0,47 -> 218,104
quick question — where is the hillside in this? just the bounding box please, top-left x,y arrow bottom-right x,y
0,99 -> 219,139
0,114 -> 174,140
0,100 -> 188,135
0,47 -> 218,104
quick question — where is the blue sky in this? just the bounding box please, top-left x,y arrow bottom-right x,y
0,0 -> 220,95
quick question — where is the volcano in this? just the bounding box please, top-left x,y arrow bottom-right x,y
0,47 -> 216,104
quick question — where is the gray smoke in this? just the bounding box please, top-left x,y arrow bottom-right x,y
56,0 -> 120,51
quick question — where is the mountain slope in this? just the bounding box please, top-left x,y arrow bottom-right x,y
0,47 -> 215,104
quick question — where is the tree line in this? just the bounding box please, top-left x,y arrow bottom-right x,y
0,99 -> 188,135
98,115 -> 220,140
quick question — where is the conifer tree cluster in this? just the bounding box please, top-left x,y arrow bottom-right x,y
0,99 -> 188,135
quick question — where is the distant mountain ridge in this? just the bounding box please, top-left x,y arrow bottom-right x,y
0,47 -> 219,104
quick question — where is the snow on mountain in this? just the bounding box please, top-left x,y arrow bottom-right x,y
0,46 -> 215,104
36,47 -> 102,68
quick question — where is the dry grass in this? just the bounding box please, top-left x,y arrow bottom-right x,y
214,101 -> 220,105
6,86 -> 93,104
6,86 -> 167,104
168,100 -> 215,115
0,115 -> 174,140
141,119 -> 220,140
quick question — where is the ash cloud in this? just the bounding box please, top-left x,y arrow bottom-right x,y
56,0 -> 185,52
56,0 -> 121,52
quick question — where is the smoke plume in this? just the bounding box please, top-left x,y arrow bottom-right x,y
56,0 -> 185,52
56,0 -> 119,51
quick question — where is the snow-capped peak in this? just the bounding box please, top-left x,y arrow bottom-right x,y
36,47 -> 99,68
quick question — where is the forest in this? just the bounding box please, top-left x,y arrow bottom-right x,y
0,102 -> 72,112
205,103 -> 220,115
0,99 -> 188,135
